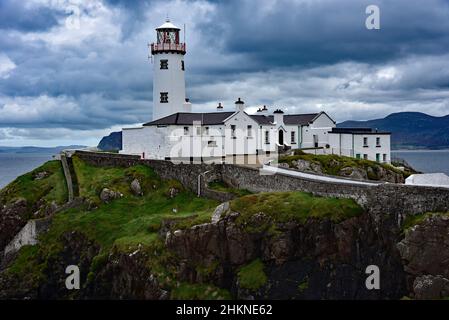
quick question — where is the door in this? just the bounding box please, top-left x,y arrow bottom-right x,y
278,130 -> 284,145
313,135 -> 318,148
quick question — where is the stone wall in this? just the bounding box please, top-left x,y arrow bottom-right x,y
74,151 -> 449,219
3,217 -> 52,256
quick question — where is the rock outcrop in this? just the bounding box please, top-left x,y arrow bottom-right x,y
99,188 -> 123,203
397,214 -> 449,299
0,199 -> 28,252
283,157 -> 405,183
130,179 -> 143,196
166,209 -> 406,299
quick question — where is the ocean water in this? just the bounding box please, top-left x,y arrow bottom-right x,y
0,153 -> 55,189
392,150 -> 449,175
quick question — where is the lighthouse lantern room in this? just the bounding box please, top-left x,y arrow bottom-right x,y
151,19 -> 189,121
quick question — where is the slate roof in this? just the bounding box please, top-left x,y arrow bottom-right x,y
250,113 -> 320,125
143,112 -> 234,126
144,112 -> 325,126
329,128 -> 391,135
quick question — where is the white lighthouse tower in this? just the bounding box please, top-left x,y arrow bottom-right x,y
150,19 -> 191,121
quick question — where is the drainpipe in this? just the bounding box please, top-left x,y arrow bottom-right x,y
197,170 -> 211,197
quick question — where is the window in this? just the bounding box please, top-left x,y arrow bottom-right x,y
247,125 -> 252,137
183,127 -> 189,135
160,59 -> 168,69
376,153 -> 380,162
204,127 -> 209,135
363,154 -> 368,160
363,137 -> 368,147
383,154 -> 387,162
231,125 -> 236,138
376,137 -> 381,147
356,154 -> 361,159
181,60 -> 185,71
265,131 -> 270,144
160,92 -> 168,103
291,131 -> 296,144
208,140 -> 217,147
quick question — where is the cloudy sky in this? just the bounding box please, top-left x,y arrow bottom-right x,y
1,0 -> 449,147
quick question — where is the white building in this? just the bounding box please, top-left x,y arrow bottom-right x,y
122,20 -> 391,164
328,128 -> 391,163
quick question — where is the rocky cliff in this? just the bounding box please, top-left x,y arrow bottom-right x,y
1,156 -> 449,300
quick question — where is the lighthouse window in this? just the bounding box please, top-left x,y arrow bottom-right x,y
160,59 -> 168,69
160,92 -> 168,103
181,60 -> 185,71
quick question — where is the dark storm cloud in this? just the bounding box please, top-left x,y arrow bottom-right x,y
202,0 -> 449,68
0,0 -> 61,32
1,0 -> 449,145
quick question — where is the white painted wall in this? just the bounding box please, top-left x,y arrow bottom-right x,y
223,111 -> 260,155
152,53 -> 187,121
328,132 -> 391,163
301,113 -> 335,149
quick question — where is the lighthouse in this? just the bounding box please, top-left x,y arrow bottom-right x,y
150,19 -> 191,121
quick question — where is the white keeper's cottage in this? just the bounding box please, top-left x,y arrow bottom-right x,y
122,19 -> 391,164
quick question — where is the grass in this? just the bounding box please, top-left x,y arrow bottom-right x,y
3,156 -> 365,299
237,259 -> 267,291
298,278 -> 309,292
278,152 -> 407,180
43,158 -> 219,251
402,212 -> 449,233
0,160 -> 68,213
208,180 -> 252,197
6,158 -> 220,297
230,191 -> 363,229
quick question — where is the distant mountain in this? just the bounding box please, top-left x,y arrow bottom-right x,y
97,131 -> 122,151
0,145 -> 87,154
338,112 -> 449,150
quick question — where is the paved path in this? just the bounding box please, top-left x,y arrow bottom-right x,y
261,165 -> 382,186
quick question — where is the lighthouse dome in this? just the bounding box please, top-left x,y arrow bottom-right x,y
156,19 -> 180,30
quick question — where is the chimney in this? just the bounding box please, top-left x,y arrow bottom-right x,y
273,109 -> 284,125
183,98 -> 192,113
261,105 -> 268,115
235,97 -> 244,112
257,108 -> 262,113
217,102 -> 223,110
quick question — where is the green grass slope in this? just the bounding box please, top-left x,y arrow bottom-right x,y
2,156 -> 365,299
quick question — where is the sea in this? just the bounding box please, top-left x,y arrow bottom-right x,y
0,153 -> 55,189
0,150 -> 449,190
392,150 -> 449,175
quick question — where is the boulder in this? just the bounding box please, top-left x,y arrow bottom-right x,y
309,162 -> 323,174
413,275 -> 449,299
33,171 -> 50,180
277,162 -> 290,169
168,187 -> 179,199
99,188 -> 122,204
130,179 -> 143,196
397,214 -> 449,279
294,159 -> 311,171
339,167 -> 368,180
211,202 -> 230,223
